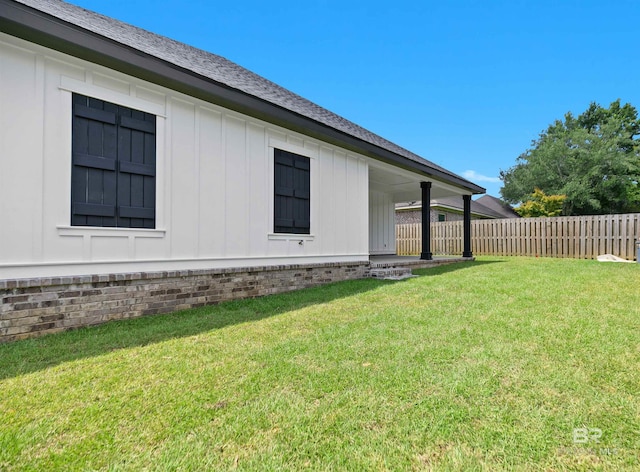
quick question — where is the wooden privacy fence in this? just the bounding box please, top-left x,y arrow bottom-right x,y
396,213 -> 640,260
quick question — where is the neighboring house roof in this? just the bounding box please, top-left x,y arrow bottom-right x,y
1,0 -> 485,194
396,196 -> 519,219
475,195 -> 520,218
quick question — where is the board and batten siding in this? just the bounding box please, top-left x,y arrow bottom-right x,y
369,191 -> 395,255
0,33 -> 370,279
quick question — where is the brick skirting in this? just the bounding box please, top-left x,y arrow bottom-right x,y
0,261 -> 369,343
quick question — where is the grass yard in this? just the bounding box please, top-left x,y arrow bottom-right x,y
1,257 -> 639,471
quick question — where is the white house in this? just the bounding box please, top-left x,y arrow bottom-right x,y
0,0 -> 484,341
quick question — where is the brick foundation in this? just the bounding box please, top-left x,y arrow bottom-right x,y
0,261 -> 369,343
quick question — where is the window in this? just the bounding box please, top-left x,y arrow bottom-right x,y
438,213 -> 446,222
71,93 -> 156,228
274,148 -> 310,234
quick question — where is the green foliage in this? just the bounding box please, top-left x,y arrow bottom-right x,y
500,99 -> 640,215
514,188 -> 566,217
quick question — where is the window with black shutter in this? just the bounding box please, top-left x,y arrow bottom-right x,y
274,149 -> 310,234
71,93 -> 156,228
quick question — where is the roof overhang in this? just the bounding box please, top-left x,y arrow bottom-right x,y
0,0 -> 485,194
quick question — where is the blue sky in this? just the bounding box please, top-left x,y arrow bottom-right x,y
70,0 -> 640,198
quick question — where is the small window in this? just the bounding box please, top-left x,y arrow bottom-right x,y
71,93 -> 156,228
274,149 -> 310,234
438,213 -> 446,222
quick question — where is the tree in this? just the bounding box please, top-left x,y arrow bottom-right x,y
500,100 -> 640,215
514,188 -> 565,217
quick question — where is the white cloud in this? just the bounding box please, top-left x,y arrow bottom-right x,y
462,170 -> 501,183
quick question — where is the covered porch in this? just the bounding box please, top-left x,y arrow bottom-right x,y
368,161 -> 480,260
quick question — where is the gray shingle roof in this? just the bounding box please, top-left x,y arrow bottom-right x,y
397,196 -> 517,219
8,0 -> 484,192
431,197 -> 505,218
475,195 -> 520,218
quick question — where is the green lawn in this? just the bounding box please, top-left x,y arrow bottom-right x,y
1,257 -> 639,471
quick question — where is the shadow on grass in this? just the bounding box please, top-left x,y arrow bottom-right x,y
0,259 -> 501,380
0,277 -> 394,381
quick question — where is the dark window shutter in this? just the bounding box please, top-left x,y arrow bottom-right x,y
116,106 -> 156,228
71,93 -> 156,228
274,149 -> 310,234
71,94 -> 117,227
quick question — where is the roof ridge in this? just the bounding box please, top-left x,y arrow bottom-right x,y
11,0 -> 482,191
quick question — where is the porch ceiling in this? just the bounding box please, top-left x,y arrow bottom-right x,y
369,164 -> 473,202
